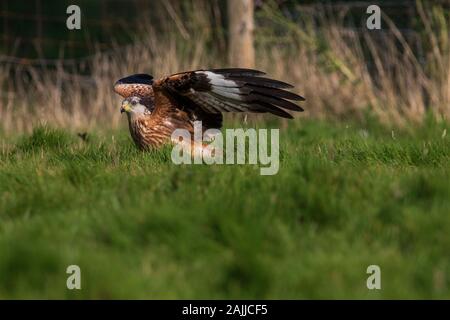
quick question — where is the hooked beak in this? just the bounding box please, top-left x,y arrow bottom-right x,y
121,101 -> 131,114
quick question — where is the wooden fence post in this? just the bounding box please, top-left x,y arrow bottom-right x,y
227,0 -> 255,68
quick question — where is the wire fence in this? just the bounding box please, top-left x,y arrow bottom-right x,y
1,0 -> 155,61
1,0 -> 449,68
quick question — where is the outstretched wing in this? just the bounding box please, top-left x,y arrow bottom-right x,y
152,68 -> 304,119
114,73 -> 154,98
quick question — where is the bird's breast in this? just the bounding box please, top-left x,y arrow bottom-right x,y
128,116 -> 180,149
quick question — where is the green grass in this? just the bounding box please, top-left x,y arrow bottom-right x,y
0,119 -> 449,299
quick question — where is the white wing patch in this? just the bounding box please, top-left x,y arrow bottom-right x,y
199,71 -> 247,102
200,71 -> 239,88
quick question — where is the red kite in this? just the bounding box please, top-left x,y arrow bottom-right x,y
114,68 -> 304,150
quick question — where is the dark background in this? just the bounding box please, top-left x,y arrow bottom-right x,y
1,0 -> 446,59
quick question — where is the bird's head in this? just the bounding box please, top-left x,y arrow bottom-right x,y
120,96 -> 153,116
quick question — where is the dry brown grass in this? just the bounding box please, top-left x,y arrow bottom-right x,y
0,1 -> 448,134
257,1 -> 449,126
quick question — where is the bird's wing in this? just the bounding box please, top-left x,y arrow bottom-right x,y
114,73 -> 154,98
151,68 -> 305,119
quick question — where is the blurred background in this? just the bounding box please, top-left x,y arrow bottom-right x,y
0,0 -> 449,132
0,1 -> 449,300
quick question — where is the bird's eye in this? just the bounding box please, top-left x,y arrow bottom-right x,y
131,101 -> 137,106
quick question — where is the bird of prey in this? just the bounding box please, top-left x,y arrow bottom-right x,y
114,68 -> 304,150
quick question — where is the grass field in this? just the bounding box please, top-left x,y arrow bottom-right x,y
0,118 -> 449,299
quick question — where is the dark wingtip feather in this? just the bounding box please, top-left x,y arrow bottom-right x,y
115,73 -> 154,86
210,68 -> 266,77
254,102 -> 295,119
247,93 -> 302,112
227,75 -> 294,89
246,85 -> 305,101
